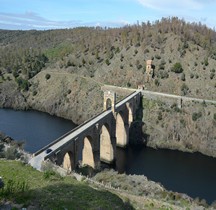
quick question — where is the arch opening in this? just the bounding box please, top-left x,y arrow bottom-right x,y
127,102 -> 133,126
82,136 -> 95,168
116,111 -> 129,147
100,124 -> 114,163
63,151 -> 74,173
105,98 -> 112,110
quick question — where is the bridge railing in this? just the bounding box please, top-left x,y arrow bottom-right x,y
115,90 -> 140,108
33,109 -> 108,156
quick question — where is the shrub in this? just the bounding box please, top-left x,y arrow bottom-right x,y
0,179 -> 29,197
190,73 -> 194,79
171,62 -> 183,73
203,58 -> 209,66
134,49 -> 138,55
181,73 -> 186,81
16,77 -> 30,91
158,71 -> 169,79
32,90 -> 37,96
210,72 -> 215,80
105,59 -> 110,66
45,73 -> 51,80
4,146 -> 21,160
154,79 -> 160,86
214,113 -> 216,121
192,112 -> 202,121
144,48 -> 149,53
181,84 -> 189,95
155,54 -> 161,59
158,112 -> 162,120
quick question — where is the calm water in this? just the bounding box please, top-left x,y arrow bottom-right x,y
0,108 -> 216,204
116,146 -> 216,204
0,109 -> 76,152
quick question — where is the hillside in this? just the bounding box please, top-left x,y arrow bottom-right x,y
0,17 -> 216,101
0,17 -> 216,154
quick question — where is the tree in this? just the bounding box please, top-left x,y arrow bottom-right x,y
0,177 -> 4,189
171,62 -> 183,73
181,83 -> 189,95
45,73 -> 51,80
214,113 -> 216,121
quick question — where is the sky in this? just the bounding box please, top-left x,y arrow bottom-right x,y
0,0 -> 216,30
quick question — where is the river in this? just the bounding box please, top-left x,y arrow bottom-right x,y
0,108 -> 215,204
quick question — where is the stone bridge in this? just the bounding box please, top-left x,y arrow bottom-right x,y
29,89 -> 141,172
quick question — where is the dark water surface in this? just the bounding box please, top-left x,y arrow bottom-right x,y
116,146 -> 216,204
0,108 -> 216,204
0,108 -> 76,152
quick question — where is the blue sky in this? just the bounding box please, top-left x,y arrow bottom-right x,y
0,0 -> 216,30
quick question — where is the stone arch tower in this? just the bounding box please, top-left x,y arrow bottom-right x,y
103,90 -> 116,112
146,60 -> 153,82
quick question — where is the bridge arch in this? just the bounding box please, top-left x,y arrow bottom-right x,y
103,90 -> 116,112
105,98 -> 112,110
82,135 -> 95,168
63,151 -> 74,173
126,102 -> 133,126
100,123 -> 114,163
116,111 -> 129,147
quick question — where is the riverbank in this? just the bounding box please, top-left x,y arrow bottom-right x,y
0,131 -> 32,162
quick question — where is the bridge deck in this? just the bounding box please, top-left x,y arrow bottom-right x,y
29,90 -> 141,170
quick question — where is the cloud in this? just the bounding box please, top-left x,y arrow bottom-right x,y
0,12 -> 80,29
137,0 -> 205,11
0,12 -> 127,30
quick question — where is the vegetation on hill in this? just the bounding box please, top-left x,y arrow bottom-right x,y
0,17 -> 216,100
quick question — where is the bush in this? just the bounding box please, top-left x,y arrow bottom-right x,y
190,73 -> 194,79
0,179 -> 29,198
4,146 -> 21,160
181,73 -> 186,81
158,112 -> 162,120
181,83 -> 189,95
171,62 -> 183,73
154,79 -> 160,86
45,73 -> 51,80
32,90 -> 37,96
214,113 -> 216,121
105,59 -> 110,66
155,54 -> 161,59
192,112 -> 202,121
210,72 -> 215,80
158,71 -> 169,79
203,58 -> 209,66
16,77 -> 30,91
144,48 -> 149,53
